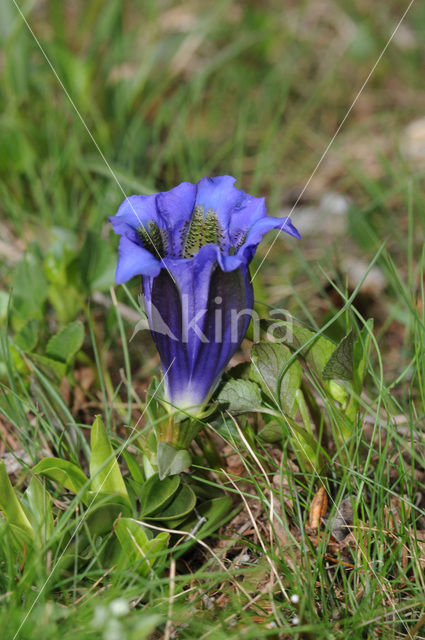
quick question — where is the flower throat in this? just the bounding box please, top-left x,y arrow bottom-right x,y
137,205 -> 225,259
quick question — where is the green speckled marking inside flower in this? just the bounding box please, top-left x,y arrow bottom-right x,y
137,221 -> 168,258
181,206 -> 224,258
181,205 -> 204,258
137,206 -> 226,260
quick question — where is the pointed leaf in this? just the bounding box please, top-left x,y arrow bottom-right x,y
322,330 -> 354,381
0,462 -> 33,538
251,342 -> 302,415
90,415 -> 130,506
157,442 -> 191,480
115,517 -> 169,576
275,322 -> 336,377
122,449 -> 145,484
30,353 -> 67,380
217,379 -> 263,414
23,476 -> 54,541
115,517 -> 150,552
147,483 -> 196,522
14,318 -> 39,352
286,419 -> 325,473
354,319 -> 374,387
45,321 -> 84,364
139,473 -> 180,517
33,457 -> 89,501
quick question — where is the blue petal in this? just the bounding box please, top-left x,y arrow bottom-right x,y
110,194 -> 161,233
156,182 -> 197,256
195,176 -> 275,253
143,264 -> 203,408
190,264 -> 253,402
143,268 -> 191,401
227,195 -> 267,244
161,247 -> 219,371
195,176 -> 239,211
142,245 -> 252,410
239,215 -> 301,262
160,266 -> 252,409
195,176 -> 243,244
115,236 -> 161,283
184,243 -> 243,273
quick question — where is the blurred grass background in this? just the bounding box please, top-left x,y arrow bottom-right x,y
1,1 -> 424,226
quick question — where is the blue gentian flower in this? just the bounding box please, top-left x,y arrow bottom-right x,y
110,176 -> 300,415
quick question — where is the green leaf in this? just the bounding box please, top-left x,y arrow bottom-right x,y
147,483 -> 197,523
0,462 -> 33,538
30,353 -> 67,381
251,342 -> 302,415
217,379 -> 263,413
139,473 -> 181,517
276,322 -> 336,377
322,330 -> 354,381
354,319 -> 374,387
23,476 -> 54,541
85,500 -> 129,537
286,419 -> 325,473
122,449 -> 145,484
258,421 -> 283,443
157,442 -> 191,480
180,496 -> 234,538
0,290 -> 9,323
14,318 -> 39,352
0,1 -> 16,39
115,516 -> 149,551
11,254 -> 48,321
32,457 -> 89,501
73,230 -> 116,293
45,321 -> 84,364
115,517 -> 169,576
89,415 -> 130,506
328,380 -> 348,405
47,283 -> 82,325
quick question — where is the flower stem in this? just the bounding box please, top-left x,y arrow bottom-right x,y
156,416 -> 201,450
